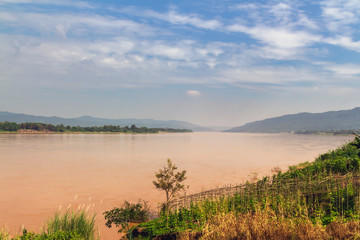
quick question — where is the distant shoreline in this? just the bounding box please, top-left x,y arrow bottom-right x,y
0,121 -> 193,134
0,129 -> 190,134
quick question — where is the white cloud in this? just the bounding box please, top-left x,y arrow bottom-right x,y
0,12 -> 17,21
217,65 -> 327,86
268,3 -> 292,24
231,1 -> 318,30
328,65 -> 360,75
321,0 -> 360,32
166,10 -> 221,30
247,27 -> 319,49
0,0 -> 94,8
224,1 -> 323,60
232,3 -> 258,10
227,24 -> 321,59
186,90 -> 201,96
324,36 -> 360,52
135,9 -> 222,30
315,62 -> 360,76
0,11 -> 156,38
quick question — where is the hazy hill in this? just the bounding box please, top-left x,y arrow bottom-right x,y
225,107 -> 360,133
0,111 -> 212,131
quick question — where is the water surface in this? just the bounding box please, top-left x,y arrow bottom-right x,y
0,132 -> 353,238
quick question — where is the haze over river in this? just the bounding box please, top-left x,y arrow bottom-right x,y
0,132 -> 353,238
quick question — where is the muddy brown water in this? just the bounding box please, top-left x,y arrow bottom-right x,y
0,132 -> 353,239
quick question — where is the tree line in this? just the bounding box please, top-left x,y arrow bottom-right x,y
294,129 -> 357,135
0,121 -> 192,133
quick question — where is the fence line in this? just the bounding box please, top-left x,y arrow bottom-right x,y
171,173 -> 360,209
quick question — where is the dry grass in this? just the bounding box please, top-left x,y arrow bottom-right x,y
199,212 -> 327,240
177,211 -> 360,240
326,221 -> 360,239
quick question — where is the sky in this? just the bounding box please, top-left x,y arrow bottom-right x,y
1,0 -> 360,127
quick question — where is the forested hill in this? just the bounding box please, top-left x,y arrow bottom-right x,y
225,107 -> 360,133
0,111 -> 212,132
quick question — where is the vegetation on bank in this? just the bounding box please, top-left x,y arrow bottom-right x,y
0,210 -> 97,240
123,137 -> 360,239
0,121 -> 192,134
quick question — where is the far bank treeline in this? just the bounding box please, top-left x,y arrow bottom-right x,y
0,121 -> 192,133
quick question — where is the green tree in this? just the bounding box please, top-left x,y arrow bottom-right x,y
153,159 -> 187,215
0,121 -> 19,131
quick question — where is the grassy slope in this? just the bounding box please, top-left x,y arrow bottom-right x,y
135,138 -> 360,239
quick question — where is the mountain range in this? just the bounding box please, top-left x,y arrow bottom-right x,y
225,107 -> 360,133
0,111 -> 212,131
4,107 -> 360,133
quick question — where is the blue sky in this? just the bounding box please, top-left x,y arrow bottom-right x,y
1,0 -> 360,126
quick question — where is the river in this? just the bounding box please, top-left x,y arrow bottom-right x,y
0,132 -> 353,238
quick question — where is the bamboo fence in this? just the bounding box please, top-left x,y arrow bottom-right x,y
171,173 -> 360,210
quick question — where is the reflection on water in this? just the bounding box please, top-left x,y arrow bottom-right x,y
0,132 -> 353,238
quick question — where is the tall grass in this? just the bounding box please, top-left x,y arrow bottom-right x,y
46,210 -> 98,240
0,228 -> 11,240
0,211 -> 96,240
